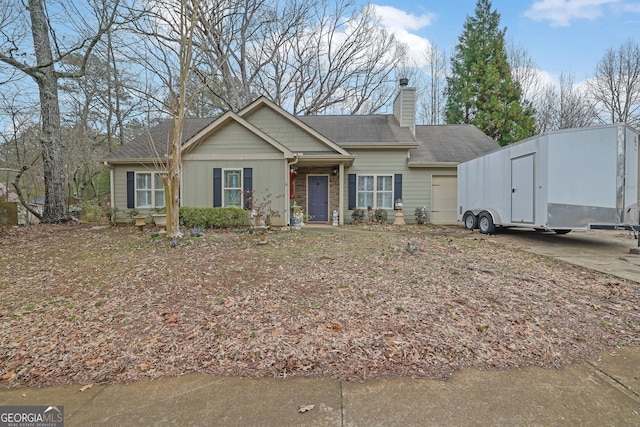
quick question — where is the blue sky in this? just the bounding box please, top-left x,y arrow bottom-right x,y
370,0 -> 640,84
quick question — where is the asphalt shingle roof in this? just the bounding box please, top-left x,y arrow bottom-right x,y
410,124 -> 500,164
104,118 -> 215,160
104,112 -> 498,166
298,115 -> 416,145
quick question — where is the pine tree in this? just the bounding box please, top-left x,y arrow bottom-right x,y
445,0 -> 535,146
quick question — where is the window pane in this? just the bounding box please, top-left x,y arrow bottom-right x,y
225,189 -> 241,207
358,192 -> 373,208
136,173 -> 151,190
137,190 -> 152,208
377,192 -> 392,209
358,176 -> 373,191
155,190 -> 165,207
225,170 -> 241,188
154,174 -> 164,189
377,176 -> 392,191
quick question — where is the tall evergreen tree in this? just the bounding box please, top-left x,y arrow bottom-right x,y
445,0 -> 535,146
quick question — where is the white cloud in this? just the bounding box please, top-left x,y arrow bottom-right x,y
524,0 -> 622,26
371,5 -> 435,61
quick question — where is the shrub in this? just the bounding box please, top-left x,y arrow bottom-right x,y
78,200 -> 104,222
179,207 -> 249,229
414,206 -> 428,224
351,208 -> 365,223
374,209 -> 388,223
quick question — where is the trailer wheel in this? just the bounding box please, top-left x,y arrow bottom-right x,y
478,213 -> 496,234
553,229 -> 571,235
463,212 -> 478,230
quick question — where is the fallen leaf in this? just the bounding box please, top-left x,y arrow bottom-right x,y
140,363 -> 149,372
1,370 -> 15,380
165,313 -> 179,323
298,404 -> 315,413
79,384 -> 94,392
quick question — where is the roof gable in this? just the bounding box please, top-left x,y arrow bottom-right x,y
239,97 -> 352,156
181,111 -> 294,158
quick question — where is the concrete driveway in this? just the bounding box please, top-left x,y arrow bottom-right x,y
477,227 -> 640,283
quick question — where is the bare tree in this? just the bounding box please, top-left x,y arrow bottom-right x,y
535,72 -> 597,132
148,0 -> 407,116
588,39 -> 640,128
419,44 -> 447,125
506,40 -> 544,112
0,0 -> 124,222
134,0 -> 202,238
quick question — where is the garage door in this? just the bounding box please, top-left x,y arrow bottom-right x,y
431,175 -> 457,224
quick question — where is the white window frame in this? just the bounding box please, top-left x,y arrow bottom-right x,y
357,174 -> 393,209
223,168 -> 243,208
135,172 -> 165,209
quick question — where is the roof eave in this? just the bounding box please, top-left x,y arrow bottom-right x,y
408,161 -> 459,168
340,143 -> 419,149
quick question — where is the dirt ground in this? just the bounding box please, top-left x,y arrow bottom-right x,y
1,223 -> 639,388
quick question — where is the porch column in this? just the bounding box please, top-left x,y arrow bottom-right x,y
339,163 -> 345,225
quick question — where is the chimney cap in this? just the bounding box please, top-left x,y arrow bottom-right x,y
399,77 -> 409,87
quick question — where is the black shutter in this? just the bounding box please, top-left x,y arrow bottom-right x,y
348,174 -> 356,210
243,168 -> 253,209
394,174 -> 403,202
213,168 -> 222,207
126,171 -> 135,209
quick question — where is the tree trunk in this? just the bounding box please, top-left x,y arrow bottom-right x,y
29,0 -> 67,223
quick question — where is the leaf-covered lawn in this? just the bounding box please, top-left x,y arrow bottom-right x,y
1,223 -> 639,388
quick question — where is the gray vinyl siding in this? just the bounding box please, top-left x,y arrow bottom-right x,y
244,107 -> 336,153
343,150 -> 457,223
182,159 -> 288,226
111,163 -> 161,219
192,121 -> 282,155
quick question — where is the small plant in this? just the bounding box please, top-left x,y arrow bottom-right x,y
351,208 -> 365,223
410,278 -> 418,284
191,227 -> 203,237
374,209 -> 388,223
476,323 -> 489,332
105,207 -> 119,225
170,238 -> 179,247
396,306 -> 405,313
414,206 -> 428,224
246,189 -> 282,227
365,292 -> 374,298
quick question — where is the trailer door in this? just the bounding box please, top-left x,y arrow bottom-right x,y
511,154 -> 535,223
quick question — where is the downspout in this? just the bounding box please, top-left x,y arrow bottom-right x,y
287,154 -> 299,226
104,161 -> 115,215
339,163 -> 345,225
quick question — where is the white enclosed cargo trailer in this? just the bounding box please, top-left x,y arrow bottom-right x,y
457,124 -> 639,234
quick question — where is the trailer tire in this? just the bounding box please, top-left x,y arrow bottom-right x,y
463,212 -> 478,230
478,213 -> 496,234
553,229 -> 571,235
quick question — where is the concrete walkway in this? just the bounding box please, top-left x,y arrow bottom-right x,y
0,347 -> 638,426
483,228 -> 640,283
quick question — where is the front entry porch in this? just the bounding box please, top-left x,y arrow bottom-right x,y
290,165 -> 342,225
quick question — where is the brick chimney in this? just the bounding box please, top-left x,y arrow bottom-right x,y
393,79 -> 416,136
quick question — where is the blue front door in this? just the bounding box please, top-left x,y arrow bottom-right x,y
308,176 -> 329,222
